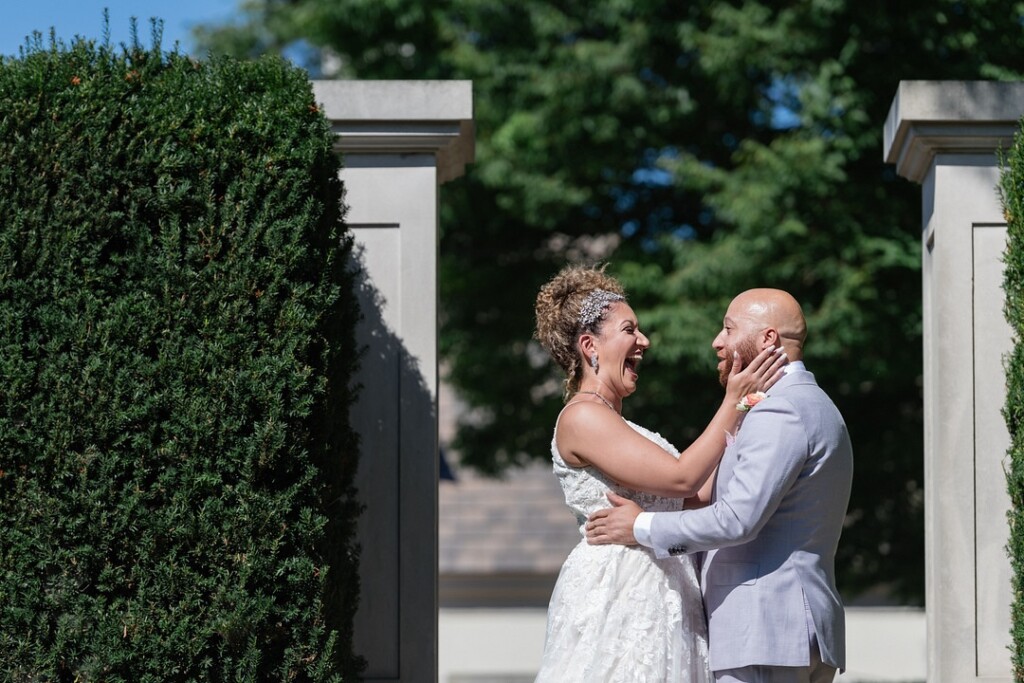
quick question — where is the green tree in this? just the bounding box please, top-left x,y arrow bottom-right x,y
1002,123 -> 1024,683
0,29 -> 362,679
196,0 -> 1024,603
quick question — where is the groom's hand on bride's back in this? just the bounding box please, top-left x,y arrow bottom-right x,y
585,492 -> 641,545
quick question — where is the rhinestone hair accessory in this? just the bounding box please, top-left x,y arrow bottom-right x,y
578,289 -> 625,329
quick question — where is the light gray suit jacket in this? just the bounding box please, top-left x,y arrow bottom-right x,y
649,369 -> 853,672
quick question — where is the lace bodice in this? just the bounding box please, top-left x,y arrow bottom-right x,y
537,415 -> 711,682
552,418 -> 686,534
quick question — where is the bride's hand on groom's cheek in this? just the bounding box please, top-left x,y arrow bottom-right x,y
585,492 -> 641,546
729,346 -> 788,397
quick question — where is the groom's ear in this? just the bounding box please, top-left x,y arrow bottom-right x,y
761,328 -> 780,349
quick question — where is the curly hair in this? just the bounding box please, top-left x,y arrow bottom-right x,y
534,264 -> 627,400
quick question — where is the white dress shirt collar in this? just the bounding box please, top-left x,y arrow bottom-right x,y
782,359 -> 806,375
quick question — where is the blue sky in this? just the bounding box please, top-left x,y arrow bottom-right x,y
1,0 -> 241,58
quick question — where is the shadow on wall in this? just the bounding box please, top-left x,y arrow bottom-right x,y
346,238 -> 437,678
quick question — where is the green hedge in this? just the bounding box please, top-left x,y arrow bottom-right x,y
0,30 -> 362,681
1004,132 -> 1024,682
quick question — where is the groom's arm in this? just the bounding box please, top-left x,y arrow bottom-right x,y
647,398 -> 807,556
585,501 -> 670,555
584,493 -> 687,549
585,496 -> 685,558
585,491 -> 641,545
588,398 -> 807,555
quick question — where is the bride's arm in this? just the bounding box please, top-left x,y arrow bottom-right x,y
559,346 -> 785,498
685,466 -> 718,508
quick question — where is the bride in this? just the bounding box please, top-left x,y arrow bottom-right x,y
532,265 -> 784,682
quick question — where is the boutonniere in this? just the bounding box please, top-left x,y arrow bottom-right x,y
736,391 -> 767,413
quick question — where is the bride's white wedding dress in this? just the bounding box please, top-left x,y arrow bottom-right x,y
535,418 -> 711,683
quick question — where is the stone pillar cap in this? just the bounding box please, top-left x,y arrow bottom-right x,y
884,80 -> 1024,183
313,80 -> 475,183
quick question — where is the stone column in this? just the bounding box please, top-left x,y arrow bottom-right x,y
884,80 -> 1024,683
313,80 -> 474,683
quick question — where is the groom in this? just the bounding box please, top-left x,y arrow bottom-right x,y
586,288 -> 853,683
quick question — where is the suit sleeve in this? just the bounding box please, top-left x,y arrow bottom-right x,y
648,397 -> 807,554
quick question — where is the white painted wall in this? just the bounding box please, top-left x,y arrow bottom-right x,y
439,608 -> 925,683
883,80 -> 1024,683
314,80 -> 474,683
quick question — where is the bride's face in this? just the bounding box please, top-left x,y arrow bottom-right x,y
591,302 -> 650,398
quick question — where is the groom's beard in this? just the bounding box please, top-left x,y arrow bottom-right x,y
718,337 -> 761,387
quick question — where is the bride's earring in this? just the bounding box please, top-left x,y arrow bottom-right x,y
590,354 -> 599,374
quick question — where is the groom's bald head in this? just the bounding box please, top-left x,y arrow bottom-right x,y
727,289 -> 806,361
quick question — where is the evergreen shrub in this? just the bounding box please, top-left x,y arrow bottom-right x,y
0,28 -> 362,681
1004,131 -> 1024,683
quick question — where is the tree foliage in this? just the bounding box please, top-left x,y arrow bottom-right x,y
1002,126 -> 1024,683
196,0 -> 1024,603
0,28 -> 362,680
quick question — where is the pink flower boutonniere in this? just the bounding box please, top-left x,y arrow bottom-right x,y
736,391 -> 767,413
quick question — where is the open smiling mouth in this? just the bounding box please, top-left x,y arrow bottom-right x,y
625,353 -> 642,377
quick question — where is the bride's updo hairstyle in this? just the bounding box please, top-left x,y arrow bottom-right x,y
534,264 -> 627,400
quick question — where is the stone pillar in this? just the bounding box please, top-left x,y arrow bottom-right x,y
884,80 -> 1024,683
313,80 -> 474,683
